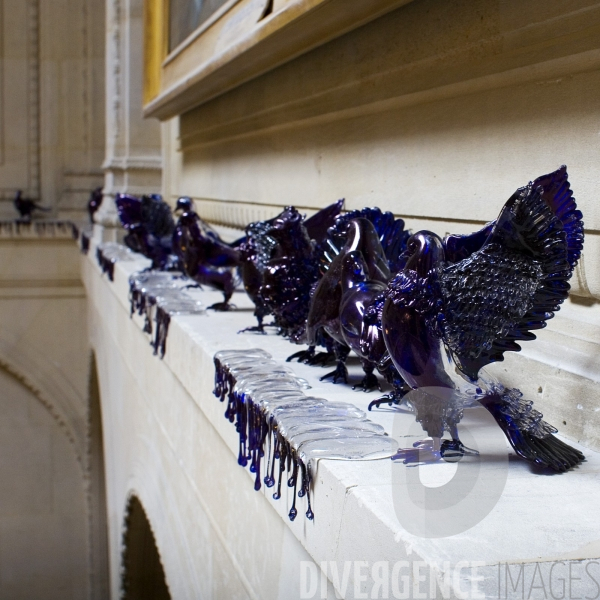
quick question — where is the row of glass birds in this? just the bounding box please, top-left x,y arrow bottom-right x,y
104,165 -> 585,476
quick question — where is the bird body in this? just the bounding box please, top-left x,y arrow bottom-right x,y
306,211 -> 409,387
172,197 -> 240,311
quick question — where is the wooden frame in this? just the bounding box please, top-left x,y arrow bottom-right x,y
143,0 -> 168,106
143,0 -> 415,120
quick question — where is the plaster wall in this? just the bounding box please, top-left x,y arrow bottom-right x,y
0,225 -> 106,598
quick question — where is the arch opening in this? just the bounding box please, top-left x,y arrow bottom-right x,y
122,495 -> 171,600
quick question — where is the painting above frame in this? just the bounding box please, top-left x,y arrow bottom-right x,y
143,0 -> 416,120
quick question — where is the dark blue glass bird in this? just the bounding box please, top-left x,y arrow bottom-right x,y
305,209 -> 410,388
238,200 -> 344,334
338,251 -> 409,398
172,196 -> 241,311
381,166 -> 585,471
259,206 -> 322,343
115,193 -> 178,271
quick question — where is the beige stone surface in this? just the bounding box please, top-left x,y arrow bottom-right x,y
162,0 -> 600,301
0,231 -> 96,597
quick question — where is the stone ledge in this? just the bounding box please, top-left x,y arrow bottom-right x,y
83,239 -> 600,599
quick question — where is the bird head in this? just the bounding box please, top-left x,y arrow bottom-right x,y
341,251 -> 368,291
175,196 -> 194,214
403,231 -> 445,277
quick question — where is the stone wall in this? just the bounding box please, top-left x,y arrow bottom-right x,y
0,222 -> 107,598
0,0 -> 105,220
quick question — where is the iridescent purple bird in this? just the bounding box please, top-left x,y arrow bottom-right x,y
172,196 -> 240,311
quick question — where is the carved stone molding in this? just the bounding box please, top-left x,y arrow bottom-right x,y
0,354 -> 84,468
103,156 -> 163,172
27,0 -> 41,200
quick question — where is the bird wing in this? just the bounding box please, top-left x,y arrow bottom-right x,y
141,197 -> 174,238
325,207 -> 410,275
304,199 -> 345,244
115,195 -> 143,228
439,166 -> 583,380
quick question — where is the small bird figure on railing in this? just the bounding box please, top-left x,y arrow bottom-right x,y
380,166 -> 585,472
87,187 -> 103,223
13,190 -> 50,222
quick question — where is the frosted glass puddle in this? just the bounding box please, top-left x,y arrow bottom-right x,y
214,349 -> 399,521
129,271 -> 206,357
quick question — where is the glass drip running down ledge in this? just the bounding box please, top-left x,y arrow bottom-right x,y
214,348 -> 399,521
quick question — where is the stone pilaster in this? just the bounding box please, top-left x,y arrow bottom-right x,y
97,0 -> 162,226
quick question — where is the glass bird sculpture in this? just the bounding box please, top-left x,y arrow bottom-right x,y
172,196 -> 241,311
115,193 -> 178,271
238,199 -> 344,334
305,208 -> 410,388
380,166 -> 585,472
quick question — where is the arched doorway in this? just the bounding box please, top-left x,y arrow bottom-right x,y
121,496 -> 171,600
88,354 -> 110,599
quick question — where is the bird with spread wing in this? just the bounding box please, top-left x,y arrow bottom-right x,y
238,200 -> 344,334
381,166 -> 585,472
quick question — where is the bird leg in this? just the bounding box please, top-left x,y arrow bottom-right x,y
208,301 -> 234,311
238,314 -> 267,334
368,389 -> 406,411
440,421 -> 479,461
368,364 -> 409,410
440,439 -> 479,462
305,351 -> 335,366
287,346 -> 315,363
320,343 -> 350,384
353,360 -> 381,392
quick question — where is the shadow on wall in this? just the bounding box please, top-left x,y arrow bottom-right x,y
88,353 -> 110,600
121,495 -> 172,600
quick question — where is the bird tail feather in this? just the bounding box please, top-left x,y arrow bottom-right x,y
479,386 -> 584,472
